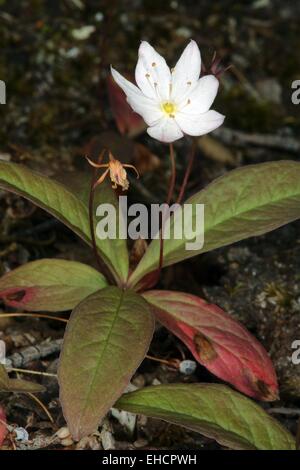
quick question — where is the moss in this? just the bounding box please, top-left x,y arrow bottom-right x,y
263,282 -> 293,310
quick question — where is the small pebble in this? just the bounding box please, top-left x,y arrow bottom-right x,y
179,360 -> 197,375
60,437 -> 74,447
71,25 -> 96,41
14,427 -> 29,442
95,12 -> 104,22
56,426 -> 71,440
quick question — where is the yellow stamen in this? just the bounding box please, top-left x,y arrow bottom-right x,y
162,101 -> 176,116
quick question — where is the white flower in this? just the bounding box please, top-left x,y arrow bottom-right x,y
111,40 -> 225,143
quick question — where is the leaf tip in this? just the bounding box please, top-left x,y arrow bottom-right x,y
254,379 -> 279,402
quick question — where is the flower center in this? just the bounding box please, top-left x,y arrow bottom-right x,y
162,101 -> 176,117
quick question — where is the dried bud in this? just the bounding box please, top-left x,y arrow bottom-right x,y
86,151 -> 139,191
108,156 -> 129,191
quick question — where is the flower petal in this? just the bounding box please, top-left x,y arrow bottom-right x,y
111,66 -> 163,126
111,66 -> 142,100
171,40 -> 201,100
147,118 -> 184,143
175,110 -> 225,136
180,75 -> 220,114
126,97 -> 163,126
135,41 -> 171,101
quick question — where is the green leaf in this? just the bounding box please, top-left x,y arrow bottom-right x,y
0,162 -> 129,283
54,171 -> 129,283
92,181 -> 129,284
129,161 -> 300,288
58,286 -> 154,440
0,364 -> 45,393
116,383 -> 296,450
0,259 -> 107,312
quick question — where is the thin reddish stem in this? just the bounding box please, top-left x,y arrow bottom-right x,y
166,142 -> 176,205
0,313 -> 68,323
88,150 -> 116,284
145,354 -> 180,369
153,143 -> 176,285
176,138 -> 196,204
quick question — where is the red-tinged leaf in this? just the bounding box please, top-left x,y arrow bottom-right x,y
58,286 -> 154,440
0,406 -> 7,448
143,290 -> 278,401
0,259 -> 107,312
107,75 -> 145,137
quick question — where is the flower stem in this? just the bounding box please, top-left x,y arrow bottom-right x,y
0,312 -> 68,323
9,368 -> 57,378
166,142 -> 176,205
145,354 -> 179,369
88,151 -> 116,285
26,392 -> 54,424
176,138 -> 196,204
88,171 -> 103,273
154,143 -> 177,285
